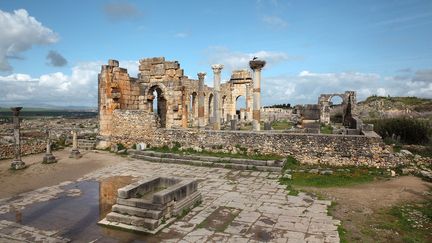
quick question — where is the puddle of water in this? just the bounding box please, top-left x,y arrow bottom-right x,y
0,176 -> 179,242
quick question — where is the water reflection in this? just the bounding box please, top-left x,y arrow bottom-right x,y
99,176 -> 134,219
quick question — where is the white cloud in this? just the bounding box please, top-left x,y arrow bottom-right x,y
262,15 -> 288,28
0,9 -> 58,71
205,47 -> 295,73
174,32 -> 189,38
261,69 -> 432,106
0,60 -> 139,106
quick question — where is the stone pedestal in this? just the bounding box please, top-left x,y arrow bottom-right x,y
10,107 -> 26,170
249,60 -> 266,131
230,119 -> 237,130
69,130 -> 82,159
264,122 -> 272,130
211,64 -> 223,130
43,130 -> 57,164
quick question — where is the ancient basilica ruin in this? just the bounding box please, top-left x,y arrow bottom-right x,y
97,57 -> 399,168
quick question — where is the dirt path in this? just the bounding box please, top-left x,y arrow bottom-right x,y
302,176 -> 432,242
0,149 -> 123,199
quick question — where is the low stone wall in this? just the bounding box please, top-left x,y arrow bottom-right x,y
0,139 -> 45,160
110,128 -> 401,168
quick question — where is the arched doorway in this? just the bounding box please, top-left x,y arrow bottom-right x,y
208,93 -> 214,123
329,95 -> 344,124
235,95 -> 246,120
148,85 -> 167,128
189,92 -> 197,126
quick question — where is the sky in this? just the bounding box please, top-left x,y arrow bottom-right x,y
0,0 -> 431,107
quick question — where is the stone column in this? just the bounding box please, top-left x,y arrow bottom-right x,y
197,72 -> 206,128
181,86 -> 188,128
10,107 -> 26,170
211,64 -> 223,130
249,60 -> 266,131
69,130 -> 82,158
43,129 -> 57,164
246,83 -> 253,122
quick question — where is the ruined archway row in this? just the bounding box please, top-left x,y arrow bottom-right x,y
98,57 -> 264,136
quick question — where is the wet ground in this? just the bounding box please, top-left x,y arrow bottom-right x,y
0,153 -> 340,242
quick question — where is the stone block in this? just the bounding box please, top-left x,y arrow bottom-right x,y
108,59 -> 119,67
164,61 -> 180,69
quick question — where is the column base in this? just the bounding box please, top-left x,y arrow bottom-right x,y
11,160 -> 26,170
252,120 -> 261,131
69,149 -> 82,159
43,154 -> 57,164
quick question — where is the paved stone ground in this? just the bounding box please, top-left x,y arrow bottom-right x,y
0,157 -> 340,242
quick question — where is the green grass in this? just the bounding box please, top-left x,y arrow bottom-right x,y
271,120 -> 293,130
372,201 -> 432,243
280,156 -> 389,188
148,145 -> 284,161
320,124 -> 333,134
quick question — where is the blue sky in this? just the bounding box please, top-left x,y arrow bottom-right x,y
0,0 -> 431,107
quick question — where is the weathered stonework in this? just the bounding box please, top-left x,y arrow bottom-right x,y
98,58 -> 255,135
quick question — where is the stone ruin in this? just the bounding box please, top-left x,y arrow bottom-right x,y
99,176 -> 201,233
98,57 -> 265,137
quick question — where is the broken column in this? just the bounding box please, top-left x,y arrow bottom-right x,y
249,59 -> 266,131
69,130 -> 82,158
43,129 -> 57,164
211,64 -> 223,130
197,72 -> 206,128
10,107 -> 26,170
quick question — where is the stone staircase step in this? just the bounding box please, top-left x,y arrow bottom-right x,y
130,151 -> 282,172
112,204 -> 163,220
106,212 -> 159,230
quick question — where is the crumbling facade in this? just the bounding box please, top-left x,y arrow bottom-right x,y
318,91 -> 357,125
98,57 -> 256,137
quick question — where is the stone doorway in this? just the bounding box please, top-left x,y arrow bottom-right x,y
148,85 -> 167,128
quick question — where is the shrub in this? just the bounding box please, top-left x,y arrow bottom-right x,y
370,118 -> 430,145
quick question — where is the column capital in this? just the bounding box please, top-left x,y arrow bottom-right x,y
197,72 -> 206,80
10,107 -> 23,116
249,60 -> 266,71
211,64 -> 224,73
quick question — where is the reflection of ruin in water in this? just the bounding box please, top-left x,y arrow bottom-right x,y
99,176 -> 135,219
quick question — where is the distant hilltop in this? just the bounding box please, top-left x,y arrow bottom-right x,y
356,96 -> 432,120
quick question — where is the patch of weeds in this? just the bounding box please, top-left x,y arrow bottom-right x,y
282,156 -> 300,172
177,207 -> 191,220
117,143 -> 126,151
338,225 -> 349,243
161,216 -> 166,224
320,124 -> 333,134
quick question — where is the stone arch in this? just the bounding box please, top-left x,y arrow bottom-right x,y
235,95 -> 246,121
318,91 -> 357,125
208,93 -> 214,123
147,84 -> 167,128
189,91 -> 198,126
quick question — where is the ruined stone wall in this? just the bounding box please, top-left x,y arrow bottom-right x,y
111,110 -> 157,147
0,139 -> 45,159
110,128 -> 398,167
261,108 -> 292,122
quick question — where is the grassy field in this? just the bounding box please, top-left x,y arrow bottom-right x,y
0,107 -> 97,119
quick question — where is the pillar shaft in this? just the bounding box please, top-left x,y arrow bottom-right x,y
249,60 -> 266,131
72,130 -> 78,150
246,84 -> 253,121
197,72 -> 206,128
211,64 -> 223,130
10,107 -> 25,170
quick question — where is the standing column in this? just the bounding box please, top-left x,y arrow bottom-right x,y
197,72 -> 206,128
249,59 -> 266,131
43,129 -> 57,164
211,64 -> 223,130
246,83 -> 253,122
10,107 -> 26,170
69,130 -> 82,158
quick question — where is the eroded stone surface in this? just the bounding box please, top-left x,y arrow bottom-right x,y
0,158 -> 340,242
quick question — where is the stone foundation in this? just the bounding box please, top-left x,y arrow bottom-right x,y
99,176 -> 201,233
